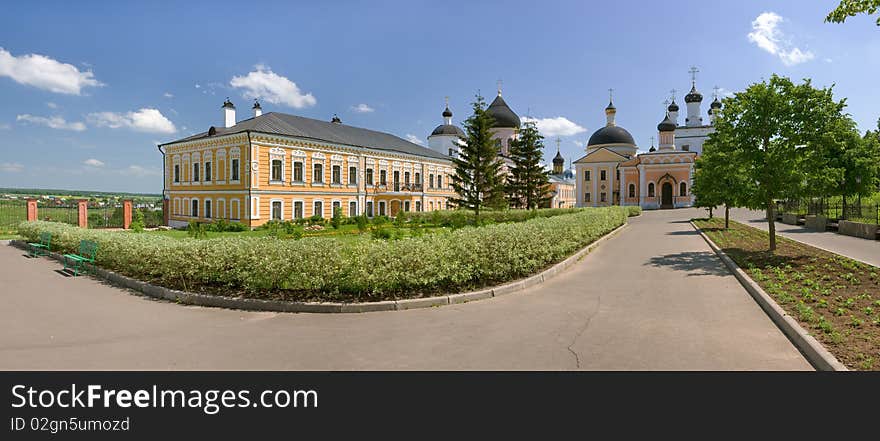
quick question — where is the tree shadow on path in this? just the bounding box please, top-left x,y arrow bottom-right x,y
645,251 -> 731,277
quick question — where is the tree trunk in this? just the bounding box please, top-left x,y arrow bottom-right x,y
767,201 -> 776,251
724,204 -> 730,229
708,207 -> 713,218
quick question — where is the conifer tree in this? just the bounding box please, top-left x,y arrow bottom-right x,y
450,94 -> 505,220
506,121 -> 551,209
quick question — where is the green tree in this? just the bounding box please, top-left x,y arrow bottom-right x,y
826,0 -> 880,25
506,121 -> 551,209
713,75 -> 849,251
450,94 -> 505,220
692,136 -> 751,229
805,116 -> 879,209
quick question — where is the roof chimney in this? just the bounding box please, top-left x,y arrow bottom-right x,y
252,99 -> 262,118
222,98 -> 236,128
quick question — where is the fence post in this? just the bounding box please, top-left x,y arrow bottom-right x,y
77,199 -> 88,228
26,198 -> 38,221
123,200 -> 133,229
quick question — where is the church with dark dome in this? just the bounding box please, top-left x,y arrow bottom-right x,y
574,68 -> 720,210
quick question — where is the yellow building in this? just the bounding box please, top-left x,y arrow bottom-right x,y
546,146 -> 576,208
158,99 -> 456,228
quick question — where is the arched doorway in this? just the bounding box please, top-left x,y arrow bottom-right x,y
661,183 -> 673,209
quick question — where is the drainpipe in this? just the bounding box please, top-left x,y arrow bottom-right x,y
157,143 -> 166,224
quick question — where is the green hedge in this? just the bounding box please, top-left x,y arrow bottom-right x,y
18,207 -> 627,302
626,206 -> 642,217
399,207 -> 582,228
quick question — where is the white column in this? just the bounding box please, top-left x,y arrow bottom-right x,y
638,164 -> 646,208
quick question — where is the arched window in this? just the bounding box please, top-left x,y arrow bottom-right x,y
680,182 -> 687,196
648,183 -> 655,197
628,183 -> 635,198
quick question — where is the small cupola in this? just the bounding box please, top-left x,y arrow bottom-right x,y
331,114 -> 342,124
222,98 -> 236,128
252,99 -> 262,118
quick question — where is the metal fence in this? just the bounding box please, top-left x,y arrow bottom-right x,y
0,200 -> 27,227
36,202 -> 79,226
777,199 -> 880,225
88,203 -> 124,229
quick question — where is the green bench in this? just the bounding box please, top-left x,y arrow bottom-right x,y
28,232 -> 52,257
63,240 -> 98,276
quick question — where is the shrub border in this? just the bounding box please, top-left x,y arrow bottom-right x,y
689,221 -> 848,371
7,222 -> 627,314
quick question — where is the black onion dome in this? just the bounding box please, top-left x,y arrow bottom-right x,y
605,100 -> 616,111
657,113 -> 676,132
442,106 -> 453,118
252,100 -> 261,109
331,114 -> 342,123
667,100 -> 679,112
649,146 -> 656,152
684,85 -> 703,103
587,125 -> 636,146
710,97 -> 722,109
553,150 -> 565,165
430,124 -> 464,137
487,94 -> 521,128
222,98 -> 235,109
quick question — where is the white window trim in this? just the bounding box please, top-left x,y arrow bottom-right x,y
292,199 -> 305,219
348,200 -> 358,217
270,157 -> 285,183
191,197 -> 200,218
312,199 -> 325,218
270,198 -> 284,221
231,199 -> 241,221
204,198 -> 213,219
291,160 -> 305,184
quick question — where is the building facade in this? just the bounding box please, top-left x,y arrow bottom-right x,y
159,100 -> 456,228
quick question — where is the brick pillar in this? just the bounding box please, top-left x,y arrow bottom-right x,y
123,200 -> 133,229
163,198 -> 170,226
27,198 -> 38,221
78,200 -> 88,228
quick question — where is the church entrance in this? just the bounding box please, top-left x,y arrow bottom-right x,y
661,183 -> 674,209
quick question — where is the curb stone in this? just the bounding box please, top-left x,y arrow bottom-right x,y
8,222 -> 627,314
690,221 -> 848,371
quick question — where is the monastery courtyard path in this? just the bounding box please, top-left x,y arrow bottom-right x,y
0,209 -> 810,370
730,207 -> 880,268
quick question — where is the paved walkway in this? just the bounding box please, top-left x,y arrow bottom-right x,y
0,209 -> 810,370
729,208 -> 880,267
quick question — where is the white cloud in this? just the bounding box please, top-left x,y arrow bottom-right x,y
194,84 -> 201,89
0,123 -> 10,130
46,102 -> 58,109
1,162 -> 24,172
0,47 -> 104,95
123,165 -> 161,177
83,158 -> 105,167
16,114 -> 86,131
351,103 -> 374,113
230,64 -> 316,108
717,87 -> 735,98
405,134 -> 424,145
163,92 -> 174,98
521,116 -> 587,137
747,12 -> 815,66
87,108 -> 177,134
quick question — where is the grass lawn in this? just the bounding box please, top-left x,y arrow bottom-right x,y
694,217 -> 880,371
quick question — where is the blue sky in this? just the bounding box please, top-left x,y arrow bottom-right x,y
1,0 -> 878,193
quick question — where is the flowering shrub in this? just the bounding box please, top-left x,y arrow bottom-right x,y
18,207 -> 627,302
